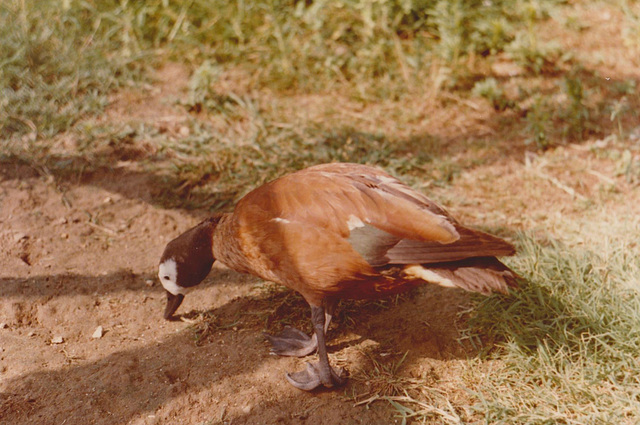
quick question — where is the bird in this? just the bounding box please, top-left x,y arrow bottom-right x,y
158,162 -> 517,391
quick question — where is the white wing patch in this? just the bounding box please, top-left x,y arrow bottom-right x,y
346,214 -> 365,230
158,259 -> 186,295
404,265 -> 456,288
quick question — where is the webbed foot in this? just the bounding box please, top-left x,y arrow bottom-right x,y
286,361 -> 345,391
264,326 -> 317,357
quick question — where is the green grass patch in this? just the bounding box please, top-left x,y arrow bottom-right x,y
0,1 -> 151,140
462,227 -> 640,423
2,0 -> 563,142
379,223 -> 640,424
157,119 -> 437,209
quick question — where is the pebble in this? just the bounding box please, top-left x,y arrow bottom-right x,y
145,279 -> 155,287
178,126 -> 190,137
0,323 -> 7,329
13,233 -> 28,242
60,233 -> 69,239
51,336 -> 64,344
92,326 -> 104,339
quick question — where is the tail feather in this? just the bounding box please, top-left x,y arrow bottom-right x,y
404,257 -> 518,295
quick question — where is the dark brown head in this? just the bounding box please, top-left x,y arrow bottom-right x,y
158,216 -> 222,320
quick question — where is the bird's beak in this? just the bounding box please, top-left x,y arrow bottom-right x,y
163,291 -> 185,320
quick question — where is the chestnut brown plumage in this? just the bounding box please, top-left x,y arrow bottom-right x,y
158,163 -> 517,390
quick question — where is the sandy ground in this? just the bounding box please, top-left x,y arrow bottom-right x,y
0,160 -> 478,425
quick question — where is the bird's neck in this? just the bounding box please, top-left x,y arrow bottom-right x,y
212,213 -> 250,273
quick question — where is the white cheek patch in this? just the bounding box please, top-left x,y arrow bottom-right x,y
404,265 -> 456,288
346,214 -> 365,230
158,259 -> 185,295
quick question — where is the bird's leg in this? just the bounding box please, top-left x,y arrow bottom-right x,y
285,304 -> 345,390
264,301 -> 334,358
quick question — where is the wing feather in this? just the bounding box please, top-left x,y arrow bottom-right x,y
387,227 -> 515,264
236,163 -> 513,273
240,163 -> 460,245
424,257 -> 518,294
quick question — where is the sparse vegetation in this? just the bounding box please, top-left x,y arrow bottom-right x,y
2,0 -> 640,423
525,94 -> 553,149
472,77 -> 513,111
464,224 -> 640,423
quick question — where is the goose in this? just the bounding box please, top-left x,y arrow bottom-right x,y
158,162 -> 517,390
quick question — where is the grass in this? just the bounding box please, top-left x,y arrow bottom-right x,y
353,220 -> 640,424
383,214 -> 640,423
2,0 -> 640,423
0,0 -> 583,141
469,228 -> 640,423
0,1 -> 150,140
3,0 -> 636,185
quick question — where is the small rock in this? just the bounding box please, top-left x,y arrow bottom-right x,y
56,217 -> 68,225
13,233 -> 28,242
491,61 -> 524,78
28,331 -> 35,337
80,228 -> 94,237
145,279 -> 155,287
51,336 -> 64,344
60,233 -> 69,239
0,323 -> 7,329
178,126 -> 190,137
103,196 -> 112,204
92,326 -> 104,339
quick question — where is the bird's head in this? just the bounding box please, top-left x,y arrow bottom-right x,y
158,216 -> 222,320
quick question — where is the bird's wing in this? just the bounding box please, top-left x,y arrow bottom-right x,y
386,226 -> 516,264
231,163 -> 515,303
236,163 -> 461,267
316,164 -> 515,265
